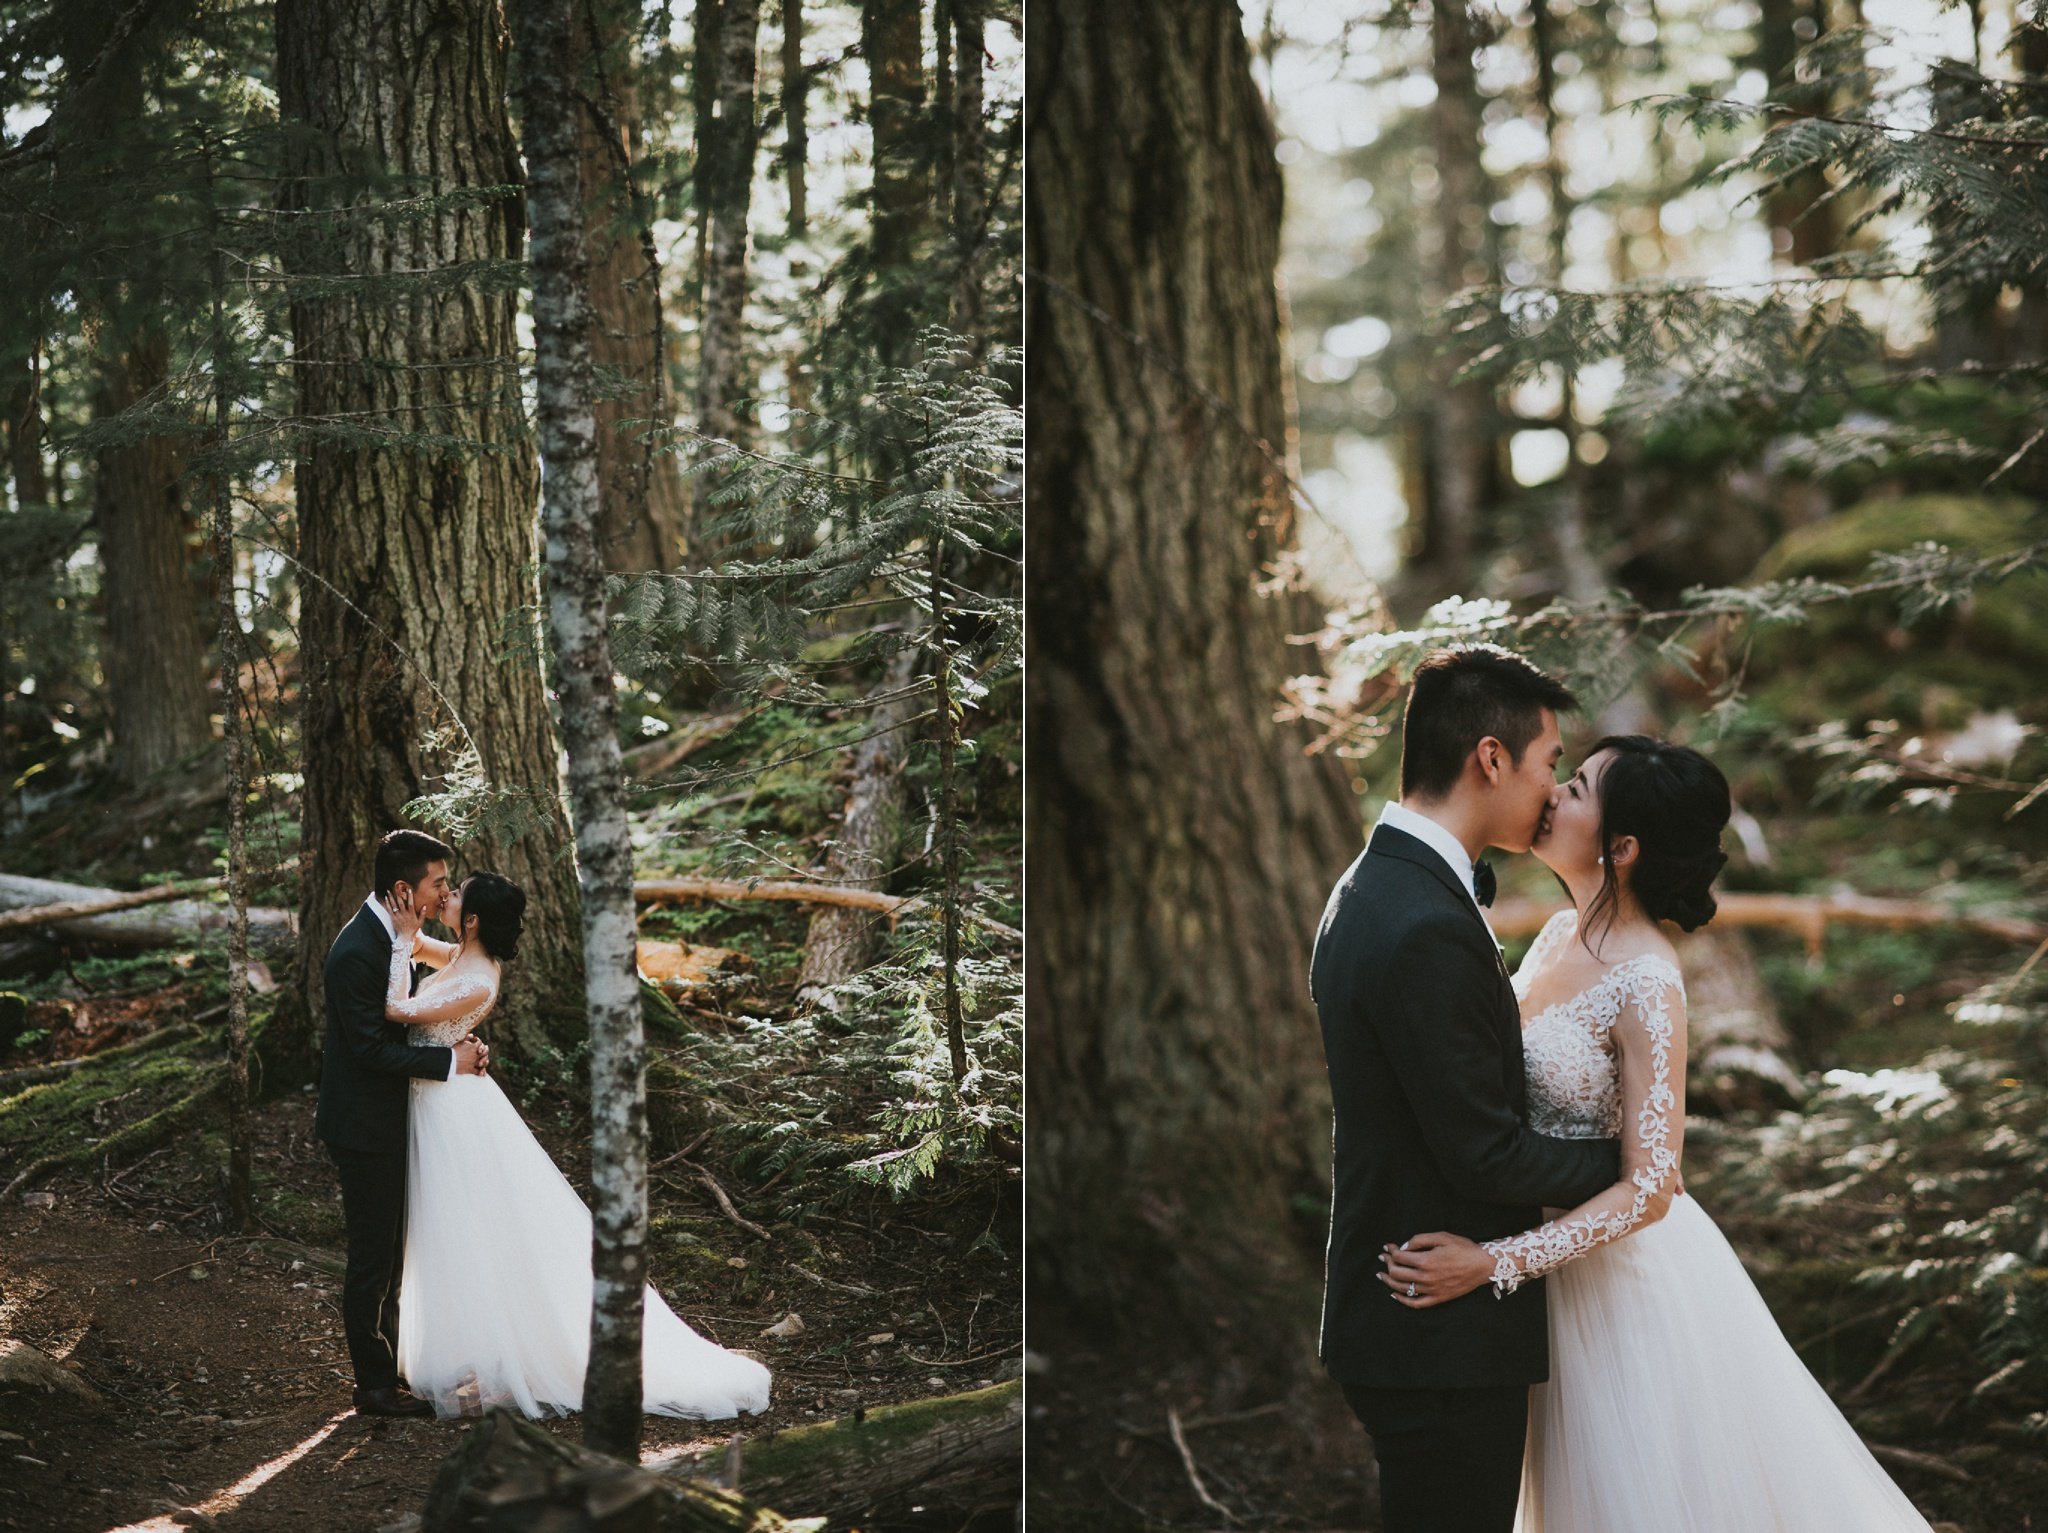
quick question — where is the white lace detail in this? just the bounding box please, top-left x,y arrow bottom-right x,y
1485,910 -> 1686,1297
386,940 -> 498,1047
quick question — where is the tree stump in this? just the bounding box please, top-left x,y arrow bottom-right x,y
1673,927 -> 1807,1112
420,1409 -> 820,1533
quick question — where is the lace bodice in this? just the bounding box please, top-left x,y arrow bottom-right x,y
1484,908 -> 1688,1296
385,939 -> 499,1048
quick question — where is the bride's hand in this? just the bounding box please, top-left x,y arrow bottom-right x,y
382,887 -> 423,942
1378,1233 -> 1494,1309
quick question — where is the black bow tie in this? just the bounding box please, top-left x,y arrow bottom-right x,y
1472,858 -> 1497,908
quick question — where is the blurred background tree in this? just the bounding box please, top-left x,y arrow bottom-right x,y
1030,1 -> 2048,1528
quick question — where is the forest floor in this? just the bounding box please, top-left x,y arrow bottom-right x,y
0,698 -> 1024,1531
0,1081 -> 1019,1533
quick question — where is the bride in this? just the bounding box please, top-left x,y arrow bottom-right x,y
1380,735 -> 1932,1532
378,871 -> 772,1421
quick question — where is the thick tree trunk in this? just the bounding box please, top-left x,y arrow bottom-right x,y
793,651 -> 920,1006
932,0 -> 954,234
511,0 -> 652,1456
576,0 -> 689,571
690,0 -> 724,325
276,0 -> 582,1065
950,0 -> 985,340
1755,0 -> 1836,267
7,355 -> 48,508
697,0 -> 763,454
863,0 -> 929,286
781,0 -> 807,238
92,332 -> 213,785
1027,0 -> 1361,1348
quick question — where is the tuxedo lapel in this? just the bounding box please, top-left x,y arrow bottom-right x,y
338,902 -> 384,957
1366,825 -> 1499,953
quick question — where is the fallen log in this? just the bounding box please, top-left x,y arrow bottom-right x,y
0,871 -> 1021,962
419,1406 -> 822,1533
633,880 -> 1021,943
1491,892 -> 2046,957
2,1066 -> 231,1200
0,879 -> 225,935
666,1380 -> 1022,1526
636,941 -> 755,996
0,873 -> 295,952
0,1021 -> 202,1096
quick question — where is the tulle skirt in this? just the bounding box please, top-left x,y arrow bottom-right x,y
1517,1192 -> 1932,1532
396,1070 -> 772,1421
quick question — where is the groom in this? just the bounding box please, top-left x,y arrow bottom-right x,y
1310,646 -> 1620,1533
314,827 -> 487,1418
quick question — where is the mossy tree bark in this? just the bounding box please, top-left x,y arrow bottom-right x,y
1027,0 -> 1360,1354
696,0 -> 763,458
863,0 -> 929,348
92,330 -> 214,786
575,0 -> 689,572
1416,0 -> 1498,582
277,0 -> 582,1067
949,0 -> 985,341
780,0 -> 808,238
61,2 -> 214,788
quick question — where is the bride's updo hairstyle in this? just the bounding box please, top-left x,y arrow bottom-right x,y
1583,734 -> 1731,944
462,871 -> 527,961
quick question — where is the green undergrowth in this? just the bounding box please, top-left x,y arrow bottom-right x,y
1687,1002 -> 2048,1524
644,913 -> 1022,1223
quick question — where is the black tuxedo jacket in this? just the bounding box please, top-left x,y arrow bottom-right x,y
1311,823 -> 1619,1390
313,903 -> 454,1154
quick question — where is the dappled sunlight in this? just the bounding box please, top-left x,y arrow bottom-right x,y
98,1409 -> 353,1533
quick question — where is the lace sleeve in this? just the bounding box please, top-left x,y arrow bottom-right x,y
1482,964 -> 1687,1296
383,940 -> 497,1027
410,932 -> 459,970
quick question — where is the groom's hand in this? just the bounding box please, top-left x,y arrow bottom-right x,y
1378,1232 -> 1494,1308
454,1036 -> 489,1076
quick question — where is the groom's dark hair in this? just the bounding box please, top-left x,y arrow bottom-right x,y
1400,645 -> 1577,799
373,828 -> 454,896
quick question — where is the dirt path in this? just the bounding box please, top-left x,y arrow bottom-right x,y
0,1093 -> 1020,1531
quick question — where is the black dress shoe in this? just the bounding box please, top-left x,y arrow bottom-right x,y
353,1384 -> 434,1417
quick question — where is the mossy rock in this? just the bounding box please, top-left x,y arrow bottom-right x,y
1744,494 -> 2048,727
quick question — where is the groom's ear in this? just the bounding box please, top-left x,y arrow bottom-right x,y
1473,735 -> 1508,785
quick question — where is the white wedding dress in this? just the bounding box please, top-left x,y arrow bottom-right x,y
382,940 -> 773,1421
1497,909 -> 1932,1533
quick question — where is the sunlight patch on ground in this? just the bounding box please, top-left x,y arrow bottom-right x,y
97,1409 -> 353,1532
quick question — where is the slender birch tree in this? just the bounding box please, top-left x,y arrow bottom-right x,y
508,0 -> 650,1459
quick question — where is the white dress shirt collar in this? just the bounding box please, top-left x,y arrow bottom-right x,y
364,892 -> 398,944
1375,801 -> 1482,911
